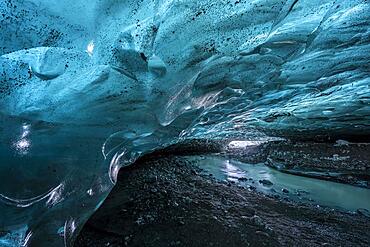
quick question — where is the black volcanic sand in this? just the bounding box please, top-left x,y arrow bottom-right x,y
75,145 -> 370,247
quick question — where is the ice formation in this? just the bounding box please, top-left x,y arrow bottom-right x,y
0,0 -> 369,246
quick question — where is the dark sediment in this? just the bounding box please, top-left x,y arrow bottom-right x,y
226,140 -> 370,188
75,150 -> 370,247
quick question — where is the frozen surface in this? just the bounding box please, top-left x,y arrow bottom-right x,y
0,0 -> 369,246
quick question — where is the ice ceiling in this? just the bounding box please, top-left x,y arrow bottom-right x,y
0,0 -> 369,246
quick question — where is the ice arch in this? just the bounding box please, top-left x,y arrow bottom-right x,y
0,0 -> 369,246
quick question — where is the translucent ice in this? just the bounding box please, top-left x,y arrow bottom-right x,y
0,0 -> 369,246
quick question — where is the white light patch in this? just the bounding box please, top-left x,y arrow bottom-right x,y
13,139 -> 31,156
87,189 -> 94,196
86,40 -> 94,56
13,123 -> 32,155
21,124 -> 30,138
15,139 -> 30,149
228,140 -> 265,149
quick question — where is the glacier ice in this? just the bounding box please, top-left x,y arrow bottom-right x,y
0,0 -> 369,246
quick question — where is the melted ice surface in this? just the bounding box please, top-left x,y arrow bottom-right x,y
189,155 -> 370,212
0,0 -> 369,246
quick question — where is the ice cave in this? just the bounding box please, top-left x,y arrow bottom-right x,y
0,0 -> 369,246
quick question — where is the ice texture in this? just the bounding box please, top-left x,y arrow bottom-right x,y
0,0 -> 369,246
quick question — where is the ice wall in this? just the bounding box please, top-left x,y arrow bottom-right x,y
0,0 -> 369,246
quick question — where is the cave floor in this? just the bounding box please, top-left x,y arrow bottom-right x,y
75,151 -> 370,247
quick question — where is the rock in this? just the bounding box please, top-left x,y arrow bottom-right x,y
135,217 -> 145,225
255,231 -> 270,238
335,140 -> 350,146
259,179 -> 273,186
150,188 -> 158,193
250,215 -> 264,226
357,208 -> 370,217
248,186 -> 256,191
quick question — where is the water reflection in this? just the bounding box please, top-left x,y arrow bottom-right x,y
223,159 -> 246,182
